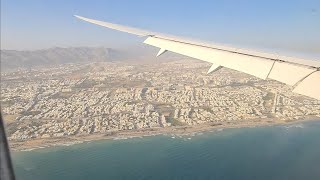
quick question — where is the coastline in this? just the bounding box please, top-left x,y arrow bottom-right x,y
9,116 -> 320,152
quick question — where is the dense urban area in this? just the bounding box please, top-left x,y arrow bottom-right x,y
1,59 -> 320,144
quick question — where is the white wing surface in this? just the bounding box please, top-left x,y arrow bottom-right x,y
75,15 -> 320,100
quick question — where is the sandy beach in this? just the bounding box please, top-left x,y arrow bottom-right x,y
9,116 -> 319,152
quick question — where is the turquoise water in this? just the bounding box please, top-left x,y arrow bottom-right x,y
12,121 -> 320,180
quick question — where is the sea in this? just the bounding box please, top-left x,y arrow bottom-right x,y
12,120 -> 320,180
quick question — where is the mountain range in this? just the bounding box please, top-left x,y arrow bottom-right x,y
0,47 -> 128,72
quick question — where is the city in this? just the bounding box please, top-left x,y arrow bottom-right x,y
1,59 -> 320,150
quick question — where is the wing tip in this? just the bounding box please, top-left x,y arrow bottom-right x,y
74,15 -> 85,20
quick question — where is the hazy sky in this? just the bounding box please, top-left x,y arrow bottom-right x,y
1,0 -> 320,54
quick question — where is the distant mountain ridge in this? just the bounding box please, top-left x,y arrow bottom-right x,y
1,47 -> 126,72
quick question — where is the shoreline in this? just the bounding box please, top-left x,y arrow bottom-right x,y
10,116 -> 320,152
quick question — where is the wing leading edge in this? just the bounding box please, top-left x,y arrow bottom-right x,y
75,15 -> 320,100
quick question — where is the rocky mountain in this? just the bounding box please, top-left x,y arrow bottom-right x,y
0,47 -> 126,72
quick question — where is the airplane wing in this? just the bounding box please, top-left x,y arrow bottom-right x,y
74,15 -> 320,100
